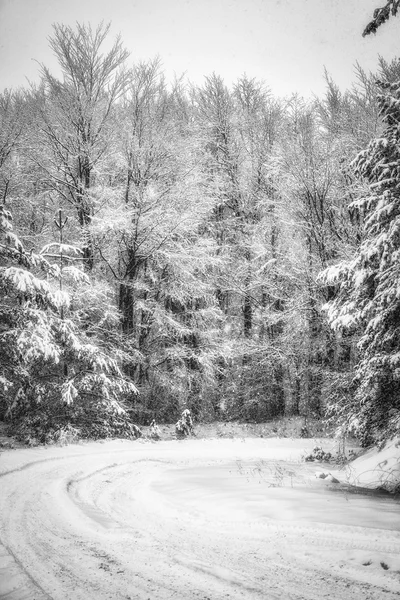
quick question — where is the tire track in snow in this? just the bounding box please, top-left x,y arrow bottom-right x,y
0,439 -> 399,599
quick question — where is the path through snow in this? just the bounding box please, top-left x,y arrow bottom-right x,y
0,437 -> 399,599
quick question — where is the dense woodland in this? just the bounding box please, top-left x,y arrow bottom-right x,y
1,15 -> 400,446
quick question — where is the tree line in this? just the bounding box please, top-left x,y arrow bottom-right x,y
0,21 -> 399,445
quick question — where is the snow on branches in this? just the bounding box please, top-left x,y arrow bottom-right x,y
0,205 -> 139,439
321,79 -> 400,444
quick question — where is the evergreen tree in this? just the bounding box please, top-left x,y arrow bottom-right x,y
0,205 -> 140,442
363,0 -> 400,36
321,79 -> 400,444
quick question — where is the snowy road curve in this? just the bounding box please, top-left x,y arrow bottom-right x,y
0,438 -> 399,599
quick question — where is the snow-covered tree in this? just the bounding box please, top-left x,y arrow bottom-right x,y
91,64 -> 222,422
0,205 -> 140,442
363,0 -> 400,36
34,22 -> 129,270
0,90 -> 26,205
321,79 -> 400,444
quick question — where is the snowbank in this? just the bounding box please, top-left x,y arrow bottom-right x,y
339,438 -> 400,492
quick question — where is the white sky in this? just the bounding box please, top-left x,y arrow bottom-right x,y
0,0 -> 398,97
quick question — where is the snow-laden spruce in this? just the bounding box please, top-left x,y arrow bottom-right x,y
0,206 -> 140,442
320,79 -> 400,445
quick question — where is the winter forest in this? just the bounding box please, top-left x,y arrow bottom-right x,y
1,7 -> 400,448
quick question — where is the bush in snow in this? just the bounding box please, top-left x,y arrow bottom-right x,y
175,409 -> 195,438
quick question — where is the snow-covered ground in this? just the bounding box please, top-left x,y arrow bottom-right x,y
0,437 -> 399,599
333,437 -> 400,491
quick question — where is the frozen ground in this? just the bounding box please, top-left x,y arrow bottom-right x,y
0,437 -> 399,599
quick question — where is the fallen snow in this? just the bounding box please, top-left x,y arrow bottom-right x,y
0,437 -> 399,600
336,437 -> 400,492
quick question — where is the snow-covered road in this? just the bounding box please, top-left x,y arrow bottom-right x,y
0,438 -> 399,599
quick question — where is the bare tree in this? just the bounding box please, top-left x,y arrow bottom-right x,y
0,90 -> 25,206
36,22 -> 130,269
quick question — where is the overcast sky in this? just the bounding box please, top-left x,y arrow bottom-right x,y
0,0 -> 398,97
